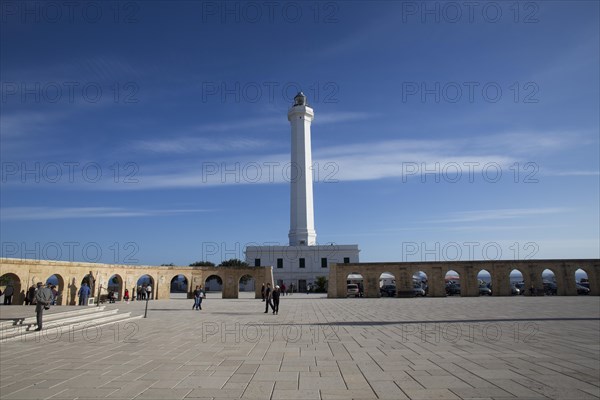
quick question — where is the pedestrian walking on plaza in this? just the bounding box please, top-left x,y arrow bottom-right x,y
137,285 -> 143,300
78,282 -> 90,306
124,289 -> 130,303
34,282 -> 53,331
146,284 -> 152,300
264,283 -> 273,313
261,283 -> 265,301
3,284 -> 14,305
272,285 -> 280,315
281,283 -> 286,296
193,285 -> 204,310
25,285 -> 36,305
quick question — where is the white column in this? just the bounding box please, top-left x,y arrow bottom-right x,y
288,94 -> 316,246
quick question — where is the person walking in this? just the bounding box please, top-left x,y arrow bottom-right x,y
281,283 -> 286,296
3,284 -> 14,305
261,283 -> 266,302
264,283 -> 273,313
78,282 -> 90,306
145,284 -> 152,300
124,289 -> 130,303
34,282 -> 54,331
193,285 -> 204,310
272,285 -> 280,315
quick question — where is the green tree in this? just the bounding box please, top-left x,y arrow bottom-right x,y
189,261 -> 216,267
314,276 -> 328,293
219,259 -> 249,267
160,263 -> 175,266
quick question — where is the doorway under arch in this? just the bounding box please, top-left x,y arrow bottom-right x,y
46,274 -> 65,305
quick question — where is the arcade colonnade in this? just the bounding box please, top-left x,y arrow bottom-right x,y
328,259 -> 600,297
0,258 -> 274,305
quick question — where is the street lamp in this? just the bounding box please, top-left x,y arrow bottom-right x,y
144,289 -> 150,318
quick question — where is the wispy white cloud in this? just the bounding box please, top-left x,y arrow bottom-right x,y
429,207 -> 570,224
4,131 -> 589,191
131,137 -> 273,154
547,170 -> 600,177
0,111 -> 68,138
0,207 -> 211,221
129,112 -> 376,155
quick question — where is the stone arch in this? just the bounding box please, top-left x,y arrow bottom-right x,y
379,271 -> 396,297
46,274 -> 65,305
80,273 -> 96,299
477,269 -> 492,296
346,272 -> 364,297
204,274 -> 223,298
445,269 -> 461,296
107,274 -> 124,302
509,268 -> 525,295
542,268 -> 557,295
136,274 -> 155,300
238,273 -> 257,298
413,270 -> 428,296
170,274 -> 189,299
238,274 -> 254,291
575,268 -> 590,295
1,272 -> 23,305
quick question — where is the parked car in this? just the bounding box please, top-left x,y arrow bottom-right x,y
445,283 -> 461,296
479,284 -> 492,296
346,284 -> 360,298
413,284 -> 426,297
380,285 -> 397,297
576,283 -> 590,295
543,281 -> 557,295
514,282 -> 526,294
511,284 -> 521,295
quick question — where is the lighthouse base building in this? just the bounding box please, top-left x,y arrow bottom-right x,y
245,245 -> 359,292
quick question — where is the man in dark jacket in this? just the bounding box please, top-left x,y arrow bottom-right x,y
264,283 -> 272,313
272,285 -> 280,315
34,282 -> 54,331
25,285 -> 36,305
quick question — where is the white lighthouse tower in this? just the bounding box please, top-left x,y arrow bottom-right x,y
288,92 -> 317,246
244,92 -> 359,291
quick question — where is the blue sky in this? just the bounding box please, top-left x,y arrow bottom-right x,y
1,1 -> 598,266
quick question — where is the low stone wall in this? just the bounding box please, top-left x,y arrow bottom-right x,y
0,258 -> 274,305
328,259 -> 600,298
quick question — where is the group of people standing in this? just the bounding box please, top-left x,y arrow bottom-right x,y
192,285 -> 205,310
136,284 -> 153,300
20,283 -> 59,306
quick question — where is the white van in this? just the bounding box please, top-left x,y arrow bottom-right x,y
346,284 -> 360,298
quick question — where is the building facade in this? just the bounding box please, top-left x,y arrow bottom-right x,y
245,245 -> 359,292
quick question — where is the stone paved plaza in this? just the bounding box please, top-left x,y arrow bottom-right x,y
1,295 -> 599,400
